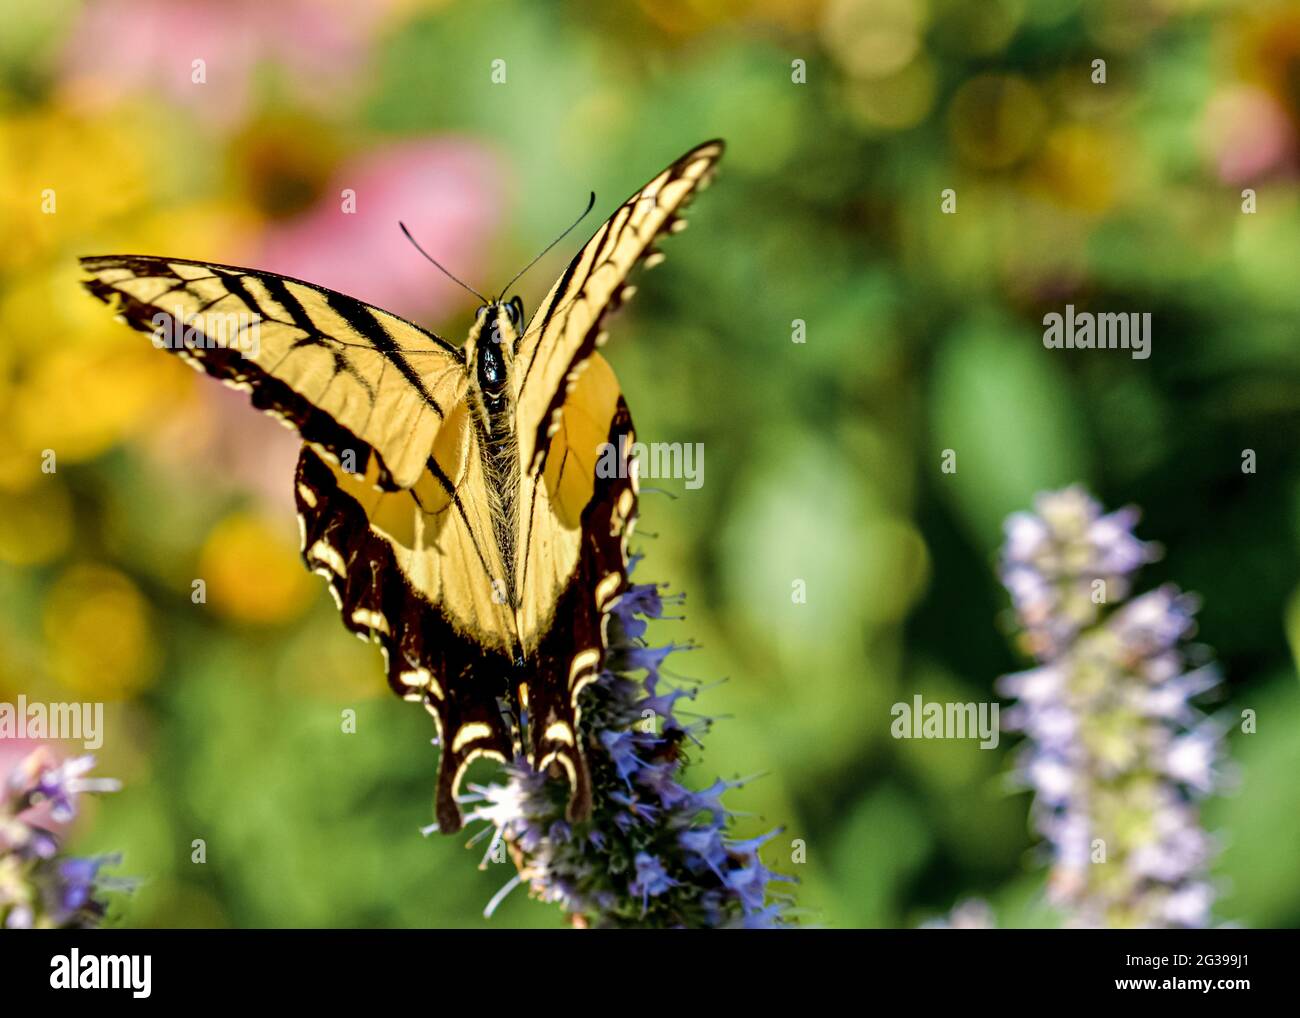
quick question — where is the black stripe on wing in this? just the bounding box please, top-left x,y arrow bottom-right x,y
84,254 -> 463,359
322,289 -> 448,415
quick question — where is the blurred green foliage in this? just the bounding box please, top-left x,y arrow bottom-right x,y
0,0 -> 1297,928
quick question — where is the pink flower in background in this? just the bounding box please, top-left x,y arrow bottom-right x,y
59,0 -> 403,124
255,139 -> 509,323
1201,85 -> 1297,185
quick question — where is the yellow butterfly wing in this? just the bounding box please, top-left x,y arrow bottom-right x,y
83,254 -> 517,832
80,255 -> 463,490
296,410 -> 520,834
506,140 -> 723,819
513,140 -> 723,476
514,353 -> 637,819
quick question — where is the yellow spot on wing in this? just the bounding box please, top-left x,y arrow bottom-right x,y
568,647 -> 601,689
169,262 -> 214,280
538,750 -> 578,789
308,540 -> 347,577
400,667 -> 444,701
595,572 -> 622,611
350,608 -> 390,635
452,722 -> 494,753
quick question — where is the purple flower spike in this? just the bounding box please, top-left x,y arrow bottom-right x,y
1,751 -> 127,930
464,564 -> 792,927
997,487 -> 1225,929
630,852 -> 678,911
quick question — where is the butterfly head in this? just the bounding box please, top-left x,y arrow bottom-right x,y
469,297 -> 524,399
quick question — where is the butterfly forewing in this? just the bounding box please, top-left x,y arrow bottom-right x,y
80,255 -> 463,490
514,139 -> 723,476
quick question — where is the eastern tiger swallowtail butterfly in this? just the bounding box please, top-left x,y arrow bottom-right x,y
80,139 -> 724,832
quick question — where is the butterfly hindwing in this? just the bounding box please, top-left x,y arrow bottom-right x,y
516,353 -> 637,820
295,439 -> 517,834
82,254 -> 513,832
80,255 -> 463,490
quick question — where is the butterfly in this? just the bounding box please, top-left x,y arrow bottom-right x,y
80,139 -> 723,832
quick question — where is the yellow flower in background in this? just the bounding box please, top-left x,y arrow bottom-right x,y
197,512 -> 313,626
80,199 -> 265,283
0,483 -> 73,566
0,102 -> 152,272
822,0 -> 929,80
12,343 -> 191,469
1029,124 -> 1119,215
0,195 -> 259,358
42,563 -> 159,699
0,99 -> 175,487
0,199 -> 258,490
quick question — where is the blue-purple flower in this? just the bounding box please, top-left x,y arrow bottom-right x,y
997,487 -> 1225,928
1,749 -> 128,929
459,571 -> 793,928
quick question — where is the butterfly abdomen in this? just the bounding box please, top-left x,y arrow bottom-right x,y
479,410 -> 520,605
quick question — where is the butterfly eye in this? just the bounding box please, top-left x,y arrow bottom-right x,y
476,306 -> 488,320
502,302 -> 517,324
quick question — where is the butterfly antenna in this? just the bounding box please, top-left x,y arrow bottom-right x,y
497,191 -> 596,297
399,222 -> 489,304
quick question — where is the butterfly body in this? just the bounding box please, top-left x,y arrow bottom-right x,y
81,140 -> 723,832
463,301 -> 524,625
